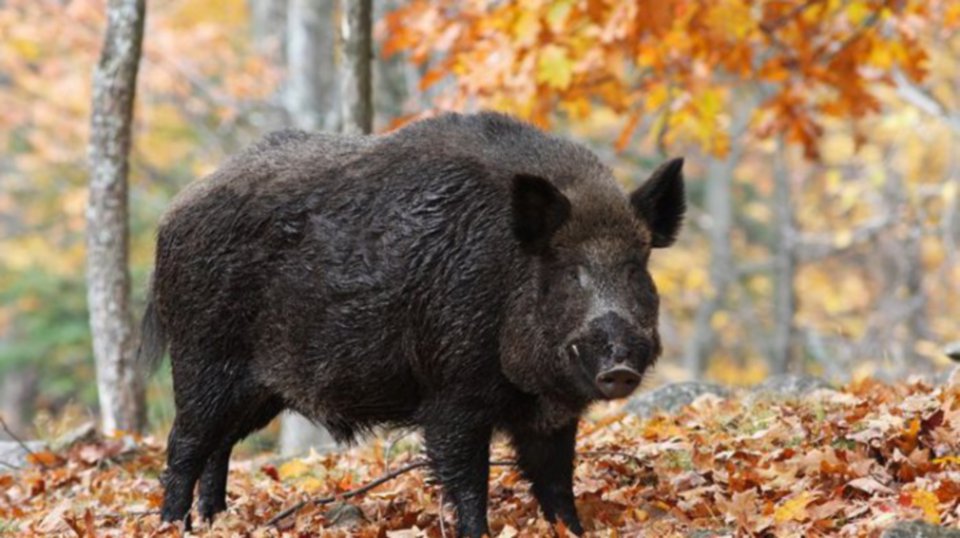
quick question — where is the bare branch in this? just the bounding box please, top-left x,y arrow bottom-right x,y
796,215 -> 892,262
0,415 -> 37,469
893,70 -> 960,135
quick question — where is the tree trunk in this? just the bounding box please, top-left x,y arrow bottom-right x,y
87,0 -> 146,435
249,0 -> 287,60
684,156 -> 736,376
337,0 -> 373,134
770,137 -> 799,375
0,365 -> 38,438
683,101 -> 751,378
285,0 -> 337,131
277,0 -> 342,456
373,0 -> 409,126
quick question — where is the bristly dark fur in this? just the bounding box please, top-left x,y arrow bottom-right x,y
145,111 -> 685,537
136,282 -> 167,373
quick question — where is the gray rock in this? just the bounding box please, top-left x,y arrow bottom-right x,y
625,382 -> 731,418
0,440 -> 47,469
324,502 -> 365,528
944,341 -> 960,362
929,367 -> 958,386
881,521 -> 960,538
751,374 -> 831,397
53,421 -> 97,450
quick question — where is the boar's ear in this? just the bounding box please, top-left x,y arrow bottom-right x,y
630,157 -> 685,248
512,174 -> 571,251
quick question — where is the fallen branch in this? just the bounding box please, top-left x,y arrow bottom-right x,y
266,459 -> 518,528
0,416 -> 38,469
581,450 -> 646,468
96,509 -> 159,519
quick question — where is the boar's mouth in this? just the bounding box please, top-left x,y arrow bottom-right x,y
564,345 -> 614,401
564,343 -> 646,401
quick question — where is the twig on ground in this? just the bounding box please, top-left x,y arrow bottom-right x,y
383,428 -> 416,473
0,416 -> 39,469
96,510 -> 160,519
265,460 -> 430,527
580,450 -> 646,467
265,459 -> 518,528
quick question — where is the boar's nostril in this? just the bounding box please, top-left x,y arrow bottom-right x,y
595,366 -> 641,399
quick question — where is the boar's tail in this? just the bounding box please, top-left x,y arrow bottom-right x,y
137,286 -> 168,374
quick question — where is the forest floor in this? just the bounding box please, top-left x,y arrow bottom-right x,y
2,376 -> 960,537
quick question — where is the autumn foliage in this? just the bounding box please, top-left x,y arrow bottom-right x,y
383,0 -> 954,158
4,377 -> 960,535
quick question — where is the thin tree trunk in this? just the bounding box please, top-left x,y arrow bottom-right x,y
885,167 -> 929,371
278,0 -> 341,456
285,0 -> 337,131
373,0 -> 409,126
683,101 -> 750,378
770,137 -> 799,375
87,0 -> 146,435
0,365 -> 38,438
249,0 -> 287,60
684,156 -> 735,376
337,0 -> 372,134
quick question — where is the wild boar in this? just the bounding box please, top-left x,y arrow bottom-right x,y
139,111 -> 685,536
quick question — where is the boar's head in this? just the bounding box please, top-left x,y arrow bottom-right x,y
503,158 -> 685,406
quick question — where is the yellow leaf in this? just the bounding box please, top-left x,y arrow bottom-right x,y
537,45 -> 573,90
774,491 -> 814,523
278,459 -> 311,480
546,0 -> 575,31
911,490 -> 941,524
845,1 -> 871,26
933,455 -> 960,466
298,476 -> 326,493
511,10 -> 540,44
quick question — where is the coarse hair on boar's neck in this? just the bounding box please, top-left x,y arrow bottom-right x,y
139,111 -> 686,536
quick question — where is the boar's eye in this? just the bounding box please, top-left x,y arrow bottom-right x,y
624,260 -> 646,283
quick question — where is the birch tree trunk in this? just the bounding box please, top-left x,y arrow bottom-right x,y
337,0 -> 372,134
684,156 -> 735,376
249,0 -> 287,59
285,0 -> 337,132
0,365 -> 38,438
770,138 -> 799,374
278,0 -> 340,456
86,0 -> 146,435
683,101 -> 751,378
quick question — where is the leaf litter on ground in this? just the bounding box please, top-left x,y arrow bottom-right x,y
2,376 -> 960,536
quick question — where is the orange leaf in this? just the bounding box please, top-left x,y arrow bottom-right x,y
419,67 -> 447,91
615,110 -> 642,152
27,451 -> 62,468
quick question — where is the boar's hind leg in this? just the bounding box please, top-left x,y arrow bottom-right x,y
161,381 -> 278,527
160,415 -> 216,528
509,420 -> 583,535
423,416 -> 493,538
196,396 -> 284,522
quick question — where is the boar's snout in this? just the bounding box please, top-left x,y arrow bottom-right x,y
566,312 -> 658,400
595,365 -> 641,399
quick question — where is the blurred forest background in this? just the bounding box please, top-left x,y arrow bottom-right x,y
0,0 -> 958,452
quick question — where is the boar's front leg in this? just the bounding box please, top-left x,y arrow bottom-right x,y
424,414 -> 493,538
509,420 -> 583,535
